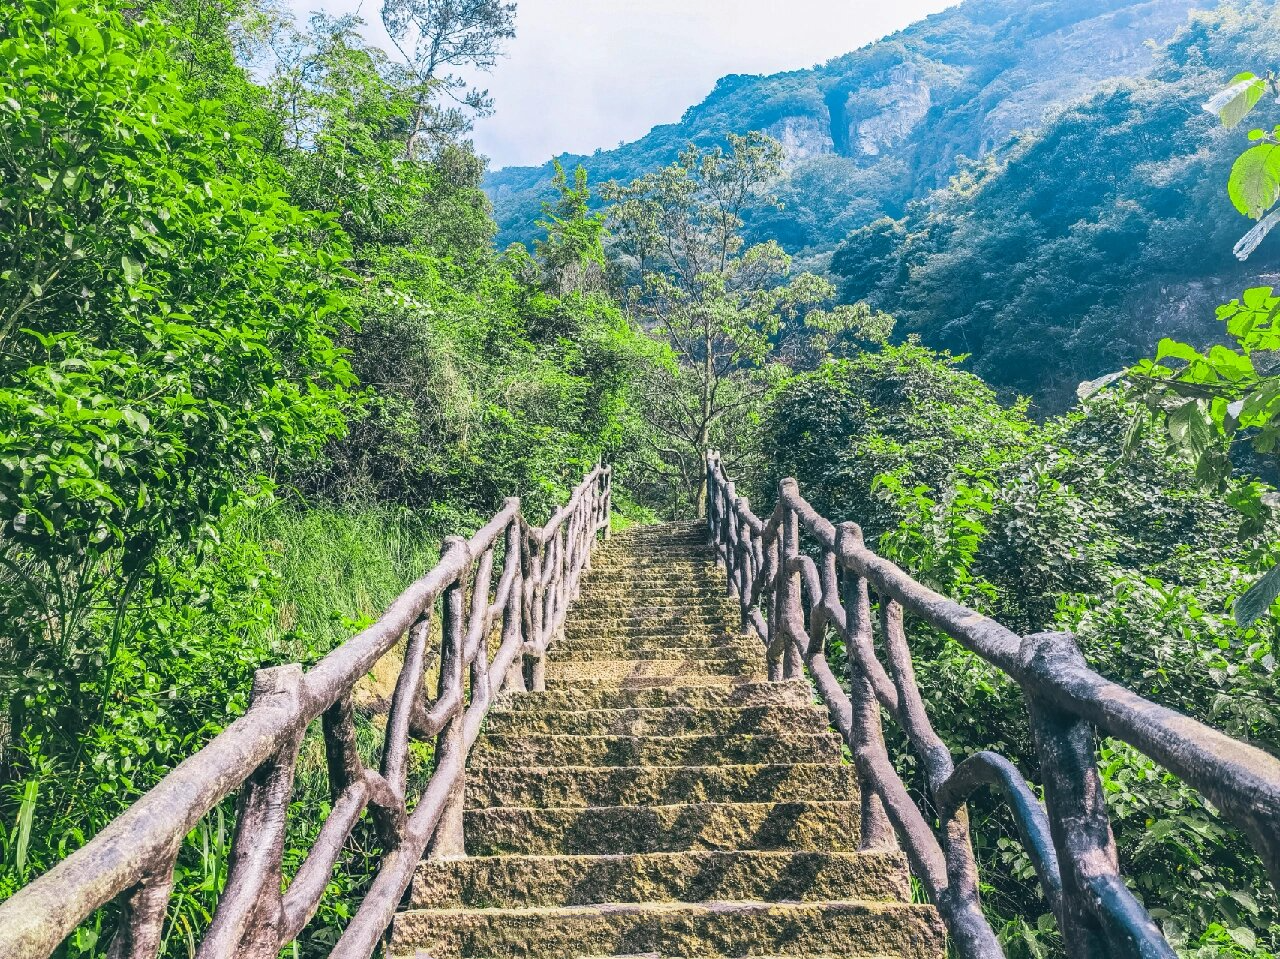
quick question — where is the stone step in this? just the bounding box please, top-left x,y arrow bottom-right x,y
576,586 -> 727,601
581,565 -> 720,578
563,621 -> 738,639
592,554 -> 713,566
575,589 -> 725,603
470,732 -> 842,768
544,660 -> 757,686
581,569 -> 719,582
550,645 -> 757,664
495,679 -> 814,713
547,674 -> 770,691
565,597 -> 738,615
389,898 -> 945,959
568,598 -> 735,616
553,635 -> 753,657
563,607 -> 736,627
467,762 -> 857,808
480,704 -> 827,738
562,624 -> 737,641
576,585 -> 721,599
465,800 -> 860,856
410,849 -> 910,909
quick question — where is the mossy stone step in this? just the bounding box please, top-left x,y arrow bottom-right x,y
550,645 -> 757,665
553,635 -> 753,656
481,704 -> 828,738
410,849 -> 911,909
465,800 -> 860,856
544,670 -> 771,692
467,762 -> 857,809
470,732 -> 842,768
494,679 -> 814,713
565,596 -> 738,614
563,608 -> 736,627
388,899 -> 945,959
562,623 -> 738,640
545,660 -> 761,686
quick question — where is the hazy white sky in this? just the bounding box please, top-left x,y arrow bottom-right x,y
287,0 -> 959,169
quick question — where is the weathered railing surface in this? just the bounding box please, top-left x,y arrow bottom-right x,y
0,466 -> 612,959
705,451 -> 1280,959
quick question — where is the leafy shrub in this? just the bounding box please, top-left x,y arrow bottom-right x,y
763,347 -> 1280,955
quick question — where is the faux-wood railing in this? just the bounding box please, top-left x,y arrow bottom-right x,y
0,466 -> 612,959
705,452 -> 1280,959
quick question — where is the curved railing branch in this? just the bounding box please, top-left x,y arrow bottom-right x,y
705,452 -> 1280,959
0,467 -> 612,959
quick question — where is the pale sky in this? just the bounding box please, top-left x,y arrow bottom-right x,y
286,0 -> 959,169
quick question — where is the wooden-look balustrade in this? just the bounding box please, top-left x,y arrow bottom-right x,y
0,466 -> 612,959
705,451 -> 1280,959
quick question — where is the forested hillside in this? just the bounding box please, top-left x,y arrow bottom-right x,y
485,0 -> 1214,258
832,2 -> 1280,409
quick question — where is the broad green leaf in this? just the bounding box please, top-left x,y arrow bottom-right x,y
1154,338 -> 1201,364
1166,399 -> 1215,461
1228,144 -> 1280,219
121,254 -> 143,285
1235,563 -> 1280,626
120,408 -> 150,433
1204,73 -> 1268,128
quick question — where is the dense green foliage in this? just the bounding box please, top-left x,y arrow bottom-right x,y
0,0 -> 650,952
0,0 -> 355,895
759,346 -> 1279,957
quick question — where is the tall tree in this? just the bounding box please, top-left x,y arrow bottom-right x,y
603,132 -> 890,514
379,0 -> 516,158
534,160 -> 607,296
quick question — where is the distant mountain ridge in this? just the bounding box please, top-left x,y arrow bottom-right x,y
484,0 -> 1215,257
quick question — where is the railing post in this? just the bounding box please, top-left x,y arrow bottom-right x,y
779,480 -> 802,680
722,480 -> 738,595
527,530 -> 547,692
706,452 -> 719,542
501,520 -> 528,694
428,539 -> 468,859
104,852 -> 179,959
837,523 -> 896,852
196,665 -> 305,959
602,465 -> 613,539
1021,632 -> 1170,959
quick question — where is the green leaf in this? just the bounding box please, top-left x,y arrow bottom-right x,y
1205,73 -> 1268,128
121,255 -> 143,285
1166,399 -> 1215,461
121,409 -> 150,433
1155,338 -> 1201,364
1235,563 -> 1280,626
1228,144 -> 1280,220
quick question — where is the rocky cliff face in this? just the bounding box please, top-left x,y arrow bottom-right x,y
485,0 -> 1216,253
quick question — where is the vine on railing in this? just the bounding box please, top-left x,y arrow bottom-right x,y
0,466 -> 612,959
705,451 -> 1280,959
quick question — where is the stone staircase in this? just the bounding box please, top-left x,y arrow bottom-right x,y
389,521 -> 945,959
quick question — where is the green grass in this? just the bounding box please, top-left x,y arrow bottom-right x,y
239,500 -> 442,657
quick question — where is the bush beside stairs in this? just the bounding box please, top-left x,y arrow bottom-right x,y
389,521 -> 945,959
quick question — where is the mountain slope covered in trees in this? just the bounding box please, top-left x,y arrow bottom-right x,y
833,1 -> 1280,409
485,0 -> 1215,257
